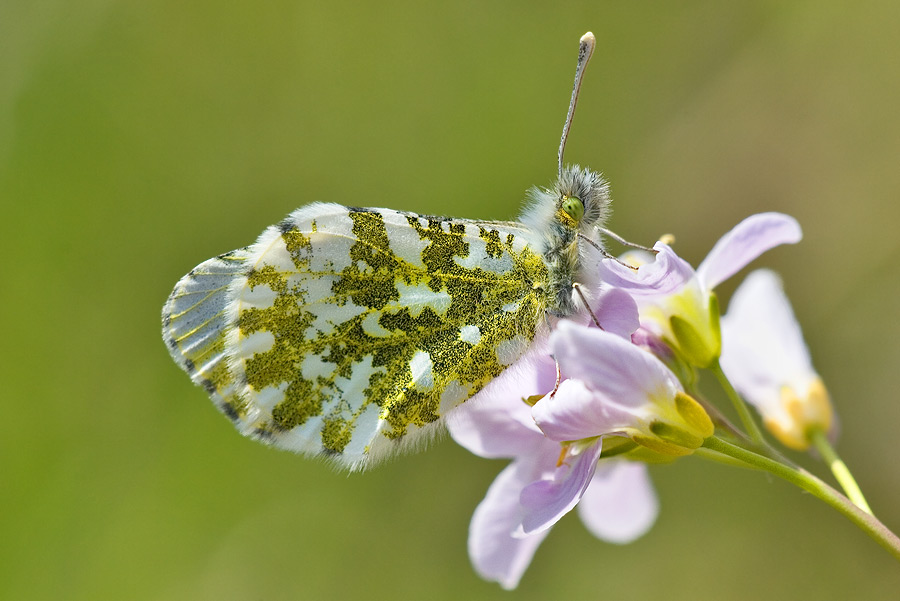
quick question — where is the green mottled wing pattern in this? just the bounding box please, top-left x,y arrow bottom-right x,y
163,202 -> 551,470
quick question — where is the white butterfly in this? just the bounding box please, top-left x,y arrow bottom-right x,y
162,32 -> 618,471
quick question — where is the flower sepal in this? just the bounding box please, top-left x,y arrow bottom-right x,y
622,446 -> 682,464
595,435 -> 682,464
669,293 -> 722,369
675,391 -> 716,438
596,436 -> 638,459
631,391 -> 715,456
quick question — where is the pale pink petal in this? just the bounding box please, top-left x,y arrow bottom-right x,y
696,213 -> 801,291
447,392 -> 541,459
593,287 -> 640,338
531,379 -> 636,442
448,353 -> 556,458
466,337 -> 556,410
519,440 -> 604,534
467,460 -> 553,590
631,327 -> 676,361
550,321 -> 682,407
598,242 -> 695,296
577,461 -> 659,543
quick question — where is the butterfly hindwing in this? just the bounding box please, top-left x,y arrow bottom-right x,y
164,202 -> 551,469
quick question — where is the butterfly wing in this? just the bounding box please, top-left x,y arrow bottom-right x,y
162,247 -> 250,421
163,202 -> 550,470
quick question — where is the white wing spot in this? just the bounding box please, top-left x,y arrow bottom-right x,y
440,380 -> 471,413
361,311 -> 392,337
308,230 -> 355,272
382,211 -> 428,268
390,282 -> 451,317
496,335 -> 529,366
460,325 -> 481,344
454,225 -> 514,273
272,414 -> 325,456
409,351 -> 434,390
305,293 -> 367,335
335,355 -> 384,402
239,283 -> 278,310
343,404 -> 382,456
301,353 -> 336,381
248,381 -> 289,412
238,330 -> 276,357
262,246 -> 296,274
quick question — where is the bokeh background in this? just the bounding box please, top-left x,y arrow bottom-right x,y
3,2 -> 900,599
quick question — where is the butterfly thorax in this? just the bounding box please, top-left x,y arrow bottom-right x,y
519,165 -> 611,317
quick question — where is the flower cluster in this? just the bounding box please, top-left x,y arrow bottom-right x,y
448,212 -> 838,589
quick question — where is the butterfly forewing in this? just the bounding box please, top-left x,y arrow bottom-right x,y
162,248 -> 251,420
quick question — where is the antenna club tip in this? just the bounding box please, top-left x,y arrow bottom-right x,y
579,31 -> 596,60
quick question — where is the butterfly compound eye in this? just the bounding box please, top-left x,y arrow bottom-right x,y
561,195 -> 585,223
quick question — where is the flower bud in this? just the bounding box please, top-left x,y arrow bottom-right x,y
766,377 -> 834,450
666,291 -> 721,369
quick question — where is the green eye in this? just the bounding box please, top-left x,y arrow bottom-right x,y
561,196 -> 584,222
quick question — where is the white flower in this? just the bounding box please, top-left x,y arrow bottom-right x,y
720,269 -> 835,450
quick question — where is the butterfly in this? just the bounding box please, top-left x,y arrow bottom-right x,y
162,32 -> 612,471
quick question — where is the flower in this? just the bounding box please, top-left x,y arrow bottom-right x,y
719,269 -> 835,450
537,321 -> 714,457
448,354 -> 658,589
600,212 -> 803,368
446,288 -> 656,589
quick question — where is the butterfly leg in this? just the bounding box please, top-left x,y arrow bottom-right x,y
573,283 -> 602,329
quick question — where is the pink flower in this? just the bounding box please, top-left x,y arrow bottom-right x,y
447,289 -> 656,589
600,212 -> 803,367
537,322 -> 713,457
448,353 -> 658,589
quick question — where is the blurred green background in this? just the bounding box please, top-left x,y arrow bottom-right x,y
3,1 -> 900,599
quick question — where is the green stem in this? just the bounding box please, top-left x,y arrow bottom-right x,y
702,436 -> 900,562
693,446 -> 764,470
809,428 -> 873,515
710,361 -> 766,446
690,385 -> 798,467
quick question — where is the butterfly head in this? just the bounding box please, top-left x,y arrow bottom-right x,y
517,164 -> 611,317
554,164 -> 610,234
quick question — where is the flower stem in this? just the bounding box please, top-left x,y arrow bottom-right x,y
693,446 -> 764,470
702,436 -> 900,562
809,428 -> 873,515
710,361 -> 766,446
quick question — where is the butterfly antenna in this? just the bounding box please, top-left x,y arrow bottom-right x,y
557,31 -> 596,179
